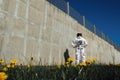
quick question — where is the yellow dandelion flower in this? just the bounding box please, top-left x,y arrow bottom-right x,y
27,64 -> 31,68
3,67 -> 8,71
66,64 -> 70,67
0,59 -> 5,64
7,64 -> 10,68
0,72 -> 8,80
65,62 -> 69,65
93,58 -> 97,62
67,57 -> 75,62
57,65 -> 61,69
65,62 -> 70,67
85,59 -> 92,64
11,64 -> 15,68
80,62 -> 86,66
10,59 -> 17,64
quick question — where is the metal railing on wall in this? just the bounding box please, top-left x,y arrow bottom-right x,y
47,0 -> 120,51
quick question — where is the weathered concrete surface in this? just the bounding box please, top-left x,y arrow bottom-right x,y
0,0 -> 120,65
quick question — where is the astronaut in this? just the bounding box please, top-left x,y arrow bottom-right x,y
72,33 -> 88,64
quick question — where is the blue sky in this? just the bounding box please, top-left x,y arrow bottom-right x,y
67,0 -> 120,46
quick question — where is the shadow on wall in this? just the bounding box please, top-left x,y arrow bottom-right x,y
64,49 -> 70,63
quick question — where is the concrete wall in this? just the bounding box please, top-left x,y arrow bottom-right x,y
0,0 -> 120,65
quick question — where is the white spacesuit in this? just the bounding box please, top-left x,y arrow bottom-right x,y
72,33 -> 88,64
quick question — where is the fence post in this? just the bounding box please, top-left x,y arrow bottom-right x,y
83,16 -> 85,27
94,25 -> 96,34
67,1 -> 69,15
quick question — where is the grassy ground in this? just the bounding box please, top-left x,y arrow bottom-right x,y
0,58 -> 120,80
0,64 -> 120,80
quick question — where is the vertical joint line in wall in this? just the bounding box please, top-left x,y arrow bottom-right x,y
38,0 -> 47,61
38,29 -> 41,61
0,0 -> 6,56
49,22 -> 53,65
49,51 -> 52,65
46,2 -> 52,65
58,47 -> 61,65
43,1 -> 52,65
14,0 -> 19,17
39,0 -> 46,40
25,0 -> 29,20
58,23 -> 62,65
24,0 -> 29,58
44,1 -> 48,30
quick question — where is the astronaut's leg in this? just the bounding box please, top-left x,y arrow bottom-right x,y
75,48 -> 80,64
81,48 -> 86,62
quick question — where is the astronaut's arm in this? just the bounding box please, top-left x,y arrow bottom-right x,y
72,40 -> 77,48
84,40 -> 88,47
